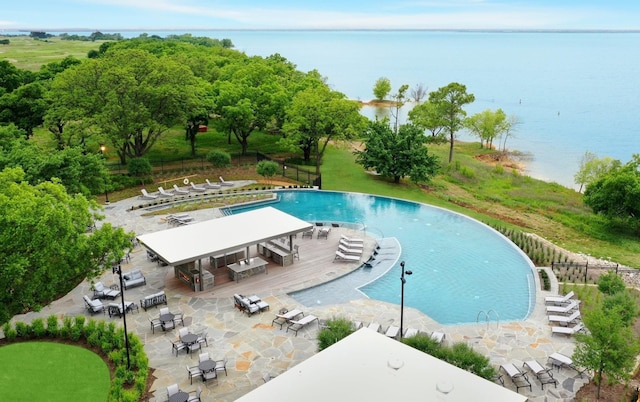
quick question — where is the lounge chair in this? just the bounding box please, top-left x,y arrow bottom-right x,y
239,297 -> 260,316
271,309 -> 304,329
551,322 -> 585,337
430,331 -> 446,344
339,239 -> 364,249
523,360 -> 558,390
205,179 -> 221,189
548,310 -> 581,325
352,321 -> 363,330
286,314 -> 319,336
219,176 -> 234,186
545,290 -> 575,305
317,227 -> 331,239
500,363 -> 532,393
367,322 -> 382,333
340,234 -> 364,244
139,188 -> 158,200
92,281 -> 120,299
173,184 -> 189,195
548,352 -> 585,376
546,299 -> 580,314
385,325 -> 400,339
334,250 -> 360,262
83,295 -> 104,315
157,186 -> 175,197
190,182 -> 206,192
337,244 -> 363,256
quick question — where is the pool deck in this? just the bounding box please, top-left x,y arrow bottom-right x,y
8,185 -> 589,401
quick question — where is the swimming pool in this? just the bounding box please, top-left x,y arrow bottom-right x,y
228,190 -> 536,325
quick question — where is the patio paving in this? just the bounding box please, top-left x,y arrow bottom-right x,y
6,185 -> 589,401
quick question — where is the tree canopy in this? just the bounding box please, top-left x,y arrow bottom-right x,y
373,77 -> 392,101
574,151 -> 620,193
355,119 -> 440,184
0,167 -> 132,324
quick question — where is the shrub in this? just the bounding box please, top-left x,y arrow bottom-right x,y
3,322 -> 16,341
256,160 -> 279,183
127,157 -> 152,177
206,149 -> 231,168
597,271 -> 626,296
31,318 -> 46,338
15,321 -> 29,338
46,314 -> 59,337
317,317 -> 355,351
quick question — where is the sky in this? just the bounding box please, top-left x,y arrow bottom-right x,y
1,0 -> 640,31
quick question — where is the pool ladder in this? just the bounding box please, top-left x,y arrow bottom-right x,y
476,309 -> 500,329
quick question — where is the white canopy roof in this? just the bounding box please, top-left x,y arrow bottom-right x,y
136,206 -> 312,266
236,328 -> 527,402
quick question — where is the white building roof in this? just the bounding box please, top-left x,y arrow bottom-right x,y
136,206 -> 313,265
236,328 -> 527,402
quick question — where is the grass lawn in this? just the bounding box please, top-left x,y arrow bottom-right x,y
0,342 -> 110,401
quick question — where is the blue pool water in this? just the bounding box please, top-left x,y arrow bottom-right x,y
228,190 -> 536,325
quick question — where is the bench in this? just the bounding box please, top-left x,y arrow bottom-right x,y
140,291 -> 167,311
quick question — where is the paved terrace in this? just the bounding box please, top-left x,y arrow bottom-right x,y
8,184 -> 589,401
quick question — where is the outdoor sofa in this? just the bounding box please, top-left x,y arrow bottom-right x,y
123,269 -> 146,289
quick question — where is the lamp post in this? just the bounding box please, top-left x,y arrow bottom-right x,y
282,164 -> 287,177
399,260 -> 412,339
99,145 -> 109,204
112,264 -> 131,370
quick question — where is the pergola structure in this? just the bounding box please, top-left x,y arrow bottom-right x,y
136,206 -> 313,289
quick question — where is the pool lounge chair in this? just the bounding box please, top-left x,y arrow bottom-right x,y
271,309 -> 304,329
157,186 -> 175,197
403,328 -> 420,338
92,281 -> 120,299
219,176 -> 234,186
173,184 -> 189,195
334,250 -> 361,262
205,179 -> 221,189
500,363 -> 532,393
83,295 -> 104,315
547,352 -> 585,376
367,322 -> 382,333
523,360 -> 558,390
430,331 -> 446,344
546,299 -> 580,314
190,182 -> 206,192
548,310 -> 581,325
337,244 -> 363,256
340,234 -> 364,244
545,290 -> 575,305
139,188 -> 158,200
385,325 -> 400,339
551,322 -> 585,337
286,314 -> 319,336
339,239 -> 364,249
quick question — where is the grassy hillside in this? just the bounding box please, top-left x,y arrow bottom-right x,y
0,36 -> 103,71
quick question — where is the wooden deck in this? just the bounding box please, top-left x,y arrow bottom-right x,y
163,228 -> 378,299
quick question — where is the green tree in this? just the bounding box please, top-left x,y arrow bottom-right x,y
355,119 -> 440,184
408,101 -> 446,142
373,77 -> 392,101
281,84 -> 366,173
464,108 -> 507,149
597,270 -> 626,296
583,155 -> 640,229
0,81 -> 48,137
573,306 -> 639,399
574,152 -> 620,193
428,82 -> 475,163
256,160 -> 279,184
48,49 -> 204,164
0,167 -> 133,324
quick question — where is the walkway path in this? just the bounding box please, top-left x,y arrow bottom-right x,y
8,184 -> 589,401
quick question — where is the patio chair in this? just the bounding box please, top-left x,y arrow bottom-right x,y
546,299 -> 580,314
188,386 -> 202,402
337,244 -> 363,256
548,310 -> 581,325
160,307 -> 170,316
196,330 -> 209,347
92,281 -> 120,299
202,369 -> 218,384
214,357 -> 228,376
188,340 -> 202,356
178,327 -> 189,339
551,322 -> 585,337
139,188 -> 158,200
157,186 -> 174,197
293,244 -> 300,260
317,227 -> 331,239
171,339 -> 187,356
385,325 -> 400,340
545,290 -> 575,305
523,360 -> 558,390
205,179 -> 221,189
240,297 -> 260,316
167,384 -> 180,398
340,234 -> 364,244
83,295 -> 104,315
199,352 -> 211,363
548,352 -> 585,376
302,227 -> 314,239
286,314 -> 320,336
500,363 -> 532,393
187,365 -> 202,384
173,312 -> 185,327
190,182 -> 207,192
173,184 -> 190,195
334,250 -> 360,262
148,316 -> 162,334
219,176 -> 234,186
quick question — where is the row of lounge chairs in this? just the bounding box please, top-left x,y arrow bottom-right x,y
271,309 -> 320,336
353,321 -> 445,343
167,213 -> 194,226
544,290 -> 586,336
138,177 -> 235,200
498,352 -> 584,394
333,235 -> 364,262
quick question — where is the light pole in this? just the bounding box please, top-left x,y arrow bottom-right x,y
112,264 -> 131,370
399,261 -> 412,339
282,164 -> 287,177
99,144 -> 109,204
